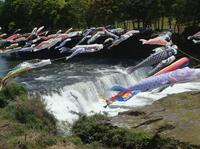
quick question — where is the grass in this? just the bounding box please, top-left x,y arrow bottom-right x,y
71,114 -> 185,149
0,82 -> 70,148
0,82 -> 198,148
115,18 -> 186,33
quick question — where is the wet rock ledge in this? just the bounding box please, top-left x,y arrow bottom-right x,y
111,91 -> 200,146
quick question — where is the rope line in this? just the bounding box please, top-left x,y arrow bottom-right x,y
177,48 -> 200,63
0,56 -> 66,73
51,56 -> 66,62
2,48 -> 200,72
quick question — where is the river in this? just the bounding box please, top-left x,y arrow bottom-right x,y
1,56 -> 200,123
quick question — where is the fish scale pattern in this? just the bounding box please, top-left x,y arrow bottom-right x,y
127,47 -> 177,74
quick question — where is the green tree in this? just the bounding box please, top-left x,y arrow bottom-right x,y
86,0 -> 123,26
171,0 -> 186,32
0,0 -> 90,32
184,0 -> 200,26
0,0 -> 200,32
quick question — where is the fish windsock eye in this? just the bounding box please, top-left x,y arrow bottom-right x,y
177,71 -> 186,77
169,69 -> 186,82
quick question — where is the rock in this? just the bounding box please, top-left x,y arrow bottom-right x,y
111,91 -> 200,146
118,110 -> 146,116
47,143 -> 77,149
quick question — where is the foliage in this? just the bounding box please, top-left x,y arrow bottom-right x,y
0,0 -> 200,32
0,82 -> 67,148
72,114 -> 184,149
15,98 -> 57,131
0,82 -> 27,108
0,83 -> 197,148
66,135 -> 83,146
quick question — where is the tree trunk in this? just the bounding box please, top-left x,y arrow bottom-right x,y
126,21 -> 129,30
193,19 -> 197,26
174,22 -> 177,33
168,17 -> 172,29
142,19 -> 146,28
132,20 -> 135,29
142,21 -> 145,28
154,19 -> 157,30
177,24 -> 180,33
123,21 -> 127,30
137,18 -> 140,29
158,19 -> 160,30
161,16 -> 164,30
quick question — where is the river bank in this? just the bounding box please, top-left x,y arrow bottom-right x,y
68,90 -> 200,149
1,83 -> 200,148
112,91 -> 200,147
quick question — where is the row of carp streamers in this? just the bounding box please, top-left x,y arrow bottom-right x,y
104,31 -> 200,107
1,27 -> 200,108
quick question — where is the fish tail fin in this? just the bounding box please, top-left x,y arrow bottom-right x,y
139,39 -> 146,44
66,56 -> 70,60
104,99 -> 113,108
111,85 -> 128,92
99,96 -> 112,108
104,104 -> 109,108
105,90 -> 140,107
187,36 -> 192,40
193,39 -> 198,44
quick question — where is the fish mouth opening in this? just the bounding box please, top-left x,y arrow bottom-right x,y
186,72 -> 200,83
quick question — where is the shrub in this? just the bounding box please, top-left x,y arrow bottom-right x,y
15,98 -> 57,132
72,114 -> 185,149
0,90 -> 8,108
0,82 -> 27,108
0,82 -> 57,132
4,82 -> 28,101
72,114 -> 112,143
72,114 -> 153,148
67,135 -> 83,146
0,82 -> 65,148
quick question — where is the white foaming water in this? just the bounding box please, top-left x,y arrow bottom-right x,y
42,67 -> 200,123
35,75 -> 54,81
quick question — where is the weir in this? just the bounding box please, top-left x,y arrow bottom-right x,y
2,56 -> 200,124
42,68 -> 148,123
40,66 -> 200,124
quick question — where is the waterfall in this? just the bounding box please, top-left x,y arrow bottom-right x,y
42,67 -> 148,123
34,65 -> 200,124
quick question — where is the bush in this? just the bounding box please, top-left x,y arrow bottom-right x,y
15,98 -> 57,132
72,114 -> 153,148
0,91 -> 8,108
0,82 -> 57,133
4,82 -> 28,101
0,82 -> 67,148
67,135 -> 83,146
72,114 -> 185,149
72,114 -> 112,143
0,82 -> 27,108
